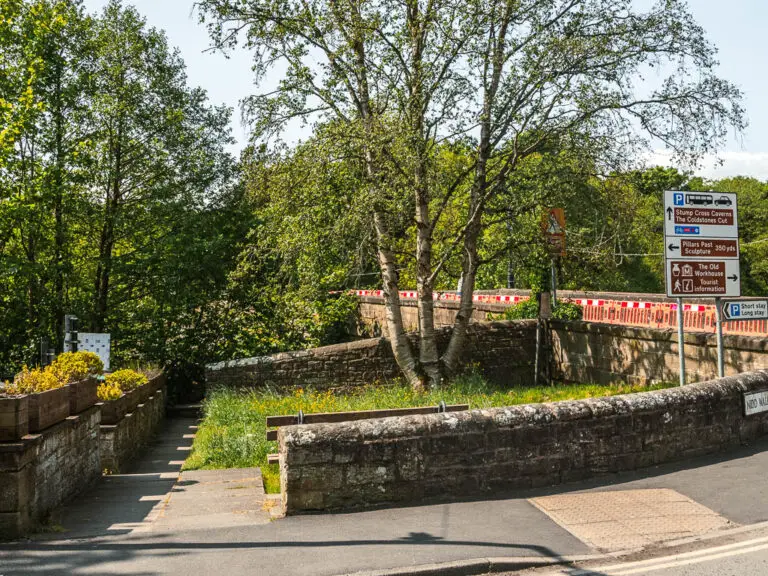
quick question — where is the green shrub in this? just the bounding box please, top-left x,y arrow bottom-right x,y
552,301 -> 583,321
502,298 -> 540,320
5,352 -> 106,395
49,351 -> 104,384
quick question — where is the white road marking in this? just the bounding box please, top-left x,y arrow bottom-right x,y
543,532 -> 768,575
610,542 -> 768,575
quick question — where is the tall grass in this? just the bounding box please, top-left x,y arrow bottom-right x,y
183,374 -> 673,493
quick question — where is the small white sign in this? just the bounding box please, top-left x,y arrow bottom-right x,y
723,300 -> 768,321
68,332 -> 111,371
744,390 -> 768,416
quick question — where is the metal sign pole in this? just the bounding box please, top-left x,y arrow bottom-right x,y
551,258 -> 557,305
715,297 -> 725,378
677,298 -> 686,386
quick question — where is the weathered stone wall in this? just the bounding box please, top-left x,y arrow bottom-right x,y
552,321 -> 768,385
100,382 -> 167,474
0,406 -> 101,538
0,373 -> 168,539
206,320 -> 538,391
280,370 -> 768,513
357,297 -> 508,337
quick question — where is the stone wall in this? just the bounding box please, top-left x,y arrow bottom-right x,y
0,373 -> 168,539
208,316 -> 768,393
357,297 -> 508,337
552,321 -> 768,386
279,370 -> 768,514
0,406 -> 101,538
206,320 -> 538,391
100,380 -> 167,474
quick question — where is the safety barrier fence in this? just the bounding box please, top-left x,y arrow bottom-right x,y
351,290 -> 768,337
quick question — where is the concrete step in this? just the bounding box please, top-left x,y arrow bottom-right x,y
167,403 -> 203,419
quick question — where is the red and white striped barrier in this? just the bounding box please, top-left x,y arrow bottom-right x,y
352,290 -> 768,337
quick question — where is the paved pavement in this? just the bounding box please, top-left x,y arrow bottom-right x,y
2,421 -> 768,576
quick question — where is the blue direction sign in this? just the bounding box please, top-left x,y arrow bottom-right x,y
722,300 -> 768,321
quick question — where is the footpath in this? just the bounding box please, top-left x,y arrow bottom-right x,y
2,418 -> 768,576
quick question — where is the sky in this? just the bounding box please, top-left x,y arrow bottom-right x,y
82,0 -> 768,180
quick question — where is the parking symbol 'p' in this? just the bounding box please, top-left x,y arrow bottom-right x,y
674,193 -> 684,206
731,304 -> 741,318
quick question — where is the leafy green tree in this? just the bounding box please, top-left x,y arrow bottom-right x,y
200,0 -> 744,388
0,0 -> 87,370
690,177 -> 768,296
0,0 -> 45,162
0,1 -> 247,375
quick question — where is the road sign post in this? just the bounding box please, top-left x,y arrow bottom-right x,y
542,208 -> 565,308
664,191 -> 740,386
676,298 -> 685,387
715,297 -> 725,378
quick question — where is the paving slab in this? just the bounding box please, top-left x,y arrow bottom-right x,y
525,435 -> 768,527
152,468 -> 271,530
531,489 -> 734,552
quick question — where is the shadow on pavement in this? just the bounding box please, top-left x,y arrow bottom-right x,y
0,531 -> 581,576
36,417 -> 198,539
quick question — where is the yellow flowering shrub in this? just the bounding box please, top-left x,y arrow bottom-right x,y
97,382 -> 123,401
49,351 -> 104,383
8,365 -> 63,394
105,369 -> 148,392
74,351 -> 103,374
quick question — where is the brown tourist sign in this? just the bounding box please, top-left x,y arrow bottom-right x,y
666,238 -> 739,259
666,260 -> 740,297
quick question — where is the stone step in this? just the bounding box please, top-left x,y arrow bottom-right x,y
166,403 -> 203,419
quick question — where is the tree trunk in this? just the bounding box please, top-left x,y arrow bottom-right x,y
415,185 -> 440,388
409,3 -> 441,388
374,212 -> 422,389
93,211 -> 115,333
441,8 -> 510,377
93,114 -> 122,333
52,61 -> 65,350
441,221 -> 480,376
345,8 -> 423,390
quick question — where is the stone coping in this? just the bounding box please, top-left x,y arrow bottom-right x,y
280,370 -> 768,447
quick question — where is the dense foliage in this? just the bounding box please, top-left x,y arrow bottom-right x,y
1,0 -> 766,387
0,1 -> 357,379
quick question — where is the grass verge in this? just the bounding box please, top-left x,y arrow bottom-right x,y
183,375 -> 673,493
